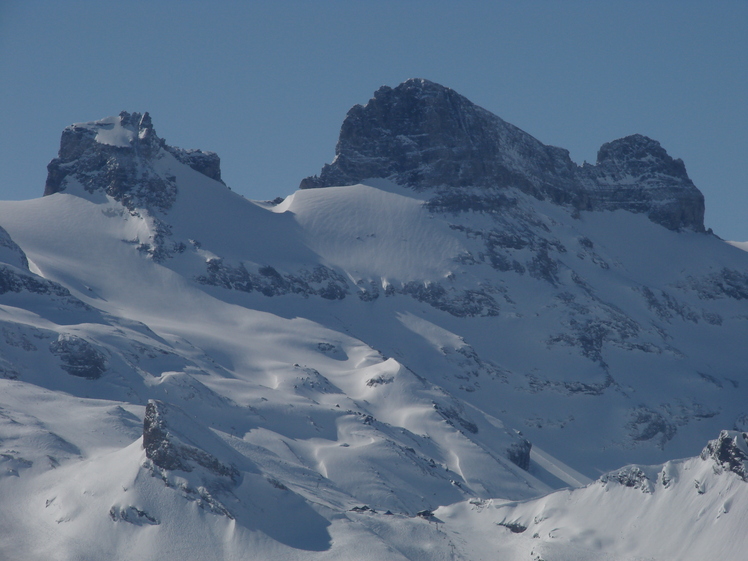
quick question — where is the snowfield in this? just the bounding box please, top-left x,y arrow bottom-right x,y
1,104 -> 747,559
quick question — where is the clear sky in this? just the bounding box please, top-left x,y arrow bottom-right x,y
1,1 -> 746,239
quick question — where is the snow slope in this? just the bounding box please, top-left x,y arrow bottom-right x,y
0,101 -> 747,559
0,184 -> 549,559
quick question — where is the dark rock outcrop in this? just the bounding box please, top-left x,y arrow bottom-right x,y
506,437 -> 532,471
0,266 -> 72,298
600,465 -> 653,493
700,430 -> 748,481
0,225 -> 29,270
143,399 -> 239,480
44,111 -> 224,212
433,402 -> 479,434
196,259 -> 351,300
302,79 -> 705,232
165,145 -> 223,184
197,258 -> 501,317
301,79 -> 582,207
49,334 -> 107,379
679,268 -> 748,300
109,505 -> 159,525
0,258 -> 95,319
627,406 -> 677,448
142,400 -> 243,519
578,134 -> 704,231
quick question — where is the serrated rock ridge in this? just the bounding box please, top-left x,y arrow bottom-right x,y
44,111 -> 224,212
302,79 -> 705,232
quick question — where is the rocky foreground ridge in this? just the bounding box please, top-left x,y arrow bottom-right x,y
44,111 -> 223,212
301,78 -> 705,232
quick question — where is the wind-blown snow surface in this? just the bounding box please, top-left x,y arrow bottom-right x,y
728,240 -> 748,253
1,135 -> 748,558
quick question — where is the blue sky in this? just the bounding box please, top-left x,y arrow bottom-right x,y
1,1 -> 746,239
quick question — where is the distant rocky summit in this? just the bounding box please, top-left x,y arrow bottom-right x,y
2,80 -> 748,561
44,111 -> 223,212
302,78 -> 705,232
578,134 -> 704,231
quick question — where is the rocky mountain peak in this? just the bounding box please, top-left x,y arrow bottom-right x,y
301,78 -> 581,205
302,79 -> 705,232
579,133 -> 704,231
592,133 -> 691,185
44,111 -> 223,212
597,134 -> 686,176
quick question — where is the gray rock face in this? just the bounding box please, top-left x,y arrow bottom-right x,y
578,134 -> 704,231
196,259 -> 351,301
143,399 -> 239,480
0,225 -> 29,270
301,79 -> 582,206
44,111 -> 223,212
0,265 -> 85,304
165,145 -> 223,184
302,79 -> 705,232
506,438 -> 532,471
599,466 -> 653,493
196,257 -> 502,317
142,399 -> 240,518
678,268 -> 748,300
49,334 -> 107,379
700,430 -> 748,481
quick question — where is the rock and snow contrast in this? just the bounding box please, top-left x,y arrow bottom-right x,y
0,80 -> 747,560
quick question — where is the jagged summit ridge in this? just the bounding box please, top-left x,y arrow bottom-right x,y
301,78 -> 581,204
578,133 -> 704,231
44,111 -> 223,211
0,224 -> 29,271
2,96 -> 748,560
302,78 -> 705,231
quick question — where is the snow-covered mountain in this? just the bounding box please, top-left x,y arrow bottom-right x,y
1,79 -> 747,560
